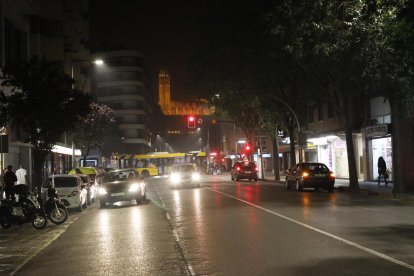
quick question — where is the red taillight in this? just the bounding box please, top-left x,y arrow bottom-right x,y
330,172 -> 336,178
255,167 -> 258,171
236,167 -> 241,171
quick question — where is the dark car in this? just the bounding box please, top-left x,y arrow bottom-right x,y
285,162 -> 335,192
99,169 -> 146,208
231,161 -> 258,181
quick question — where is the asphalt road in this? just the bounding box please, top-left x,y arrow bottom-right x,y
6,173 -> 414,275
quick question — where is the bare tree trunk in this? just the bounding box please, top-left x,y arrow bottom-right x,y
33,149 -> 47,195
390,98 -> 403,194
288,126 -> 296,167
272,135 -> 280,180
345,124 -> 359,191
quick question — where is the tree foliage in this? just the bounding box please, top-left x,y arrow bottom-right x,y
71,103 -> 115,163
0,57 -> 91,186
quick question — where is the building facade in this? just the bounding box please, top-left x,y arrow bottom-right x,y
93,50 -> 155,155
0,0 -> 90,189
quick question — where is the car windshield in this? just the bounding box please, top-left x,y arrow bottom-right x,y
173,165 -> 195,173
103,171 -> 135,182
303,163 -> 329,172
44,177 -> 78,188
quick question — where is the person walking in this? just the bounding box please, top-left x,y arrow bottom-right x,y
3,165 -> 17,201
377,156 -> 388,186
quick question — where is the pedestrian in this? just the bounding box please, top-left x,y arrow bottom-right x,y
3,165 -> 17,201
377,156 -> 388,186
16,165 -> 29,186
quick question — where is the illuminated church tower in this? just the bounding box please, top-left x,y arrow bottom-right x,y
158,69 -> 171,114
158,69 -> 212,116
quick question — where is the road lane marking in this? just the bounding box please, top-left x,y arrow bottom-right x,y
11,217 -> 80,275
166,212 -> 171,220
206,187 -> 414,271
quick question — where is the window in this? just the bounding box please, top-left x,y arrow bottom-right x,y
328,103 -> 334,118
317,104 -> 323,121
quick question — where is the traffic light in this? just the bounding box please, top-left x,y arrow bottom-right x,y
245,144 -> 251,151
188,115 -> 195,128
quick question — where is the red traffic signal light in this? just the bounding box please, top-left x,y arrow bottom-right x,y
245,144 -> 251,151
188,115 -> 196,128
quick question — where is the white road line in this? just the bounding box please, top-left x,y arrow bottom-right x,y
166,212 -> 171,220
188,265 -> 195,276
206,187 -> 414,271
11,217 -> 80,276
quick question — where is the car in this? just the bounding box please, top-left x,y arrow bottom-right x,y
42,174 -> 88,212
231,161 -> 258,181
99,169 -> 146,208
285,162 -> 335,192
169,164 -> 201,189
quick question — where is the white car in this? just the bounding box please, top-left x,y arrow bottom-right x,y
169,164 -> 201,189
42,174 -> 88,212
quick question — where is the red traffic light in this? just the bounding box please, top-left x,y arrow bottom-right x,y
245,144 -> 251,151
188,115 -> 196,128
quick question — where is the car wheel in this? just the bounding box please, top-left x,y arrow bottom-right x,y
141,170 -> 150,178
231,175 -> 234,181
296,180 -> 303,192
285,180 -> 290,190
236,177 -> 239,181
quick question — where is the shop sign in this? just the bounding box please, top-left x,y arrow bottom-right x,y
366,124 -> 389,137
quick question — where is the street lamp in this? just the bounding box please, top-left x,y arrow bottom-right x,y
267,96 -> 302,163
70,59 -> 104,168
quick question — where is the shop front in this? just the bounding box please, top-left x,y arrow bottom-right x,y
365,124 -> 392,181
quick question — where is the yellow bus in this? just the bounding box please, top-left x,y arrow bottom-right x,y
133,152 -> 185,177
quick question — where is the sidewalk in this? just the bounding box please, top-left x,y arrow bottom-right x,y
261,172 -> 414,204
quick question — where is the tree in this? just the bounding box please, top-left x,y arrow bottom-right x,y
71,103 -> 115,166
0,57 -> 91,188
361,0 -> 414,193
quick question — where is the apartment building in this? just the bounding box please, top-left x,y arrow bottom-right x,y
93,50 -> 156,155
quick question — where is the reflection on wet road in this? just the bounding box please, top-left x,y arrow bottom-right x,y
15,173 -> 414,275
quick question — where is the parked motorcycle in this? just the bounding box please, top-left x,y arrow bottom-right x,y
0,185 -> 48,230
43,187 -> 68,225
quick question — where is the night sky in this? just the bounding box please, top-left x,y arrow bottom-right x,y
89,0 -> 206,101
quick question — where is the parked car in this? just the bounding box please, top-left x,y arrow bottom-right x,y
42,174 -> 88,212
231,161 -> 258,181
99,169 -> 146,208
285,162 -> 335,192
169,164 -> 201,189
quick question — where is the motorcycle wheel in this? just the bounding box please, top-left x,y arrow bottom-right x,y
32,212 -> 47,230
49,206 -> 68,224
0,218 -> 12,229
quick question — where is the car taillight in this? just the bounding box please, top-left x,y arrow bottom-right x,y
236,167 -> 241,171
330,172 -> 336,178
302,172 -> 309,178
255,167 -> 258,171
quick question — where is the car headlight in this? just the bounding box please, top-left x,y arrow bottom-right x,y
171,173 -> 181,184
129,183 -> 139,192
192,173 -> 200,181
98,187 -> 107,195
